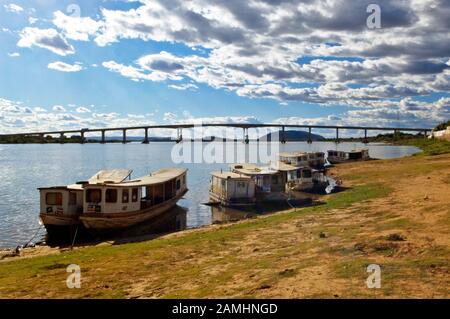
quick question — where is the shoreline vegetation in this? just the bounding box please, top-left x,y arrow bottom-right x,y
0,138 -> 449,298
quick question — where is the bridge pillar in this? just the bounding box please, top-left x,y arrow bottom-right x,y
281,126 -> 286,144
176,128 -> 183,143
363,129 -> 368,144
39,133 -> 45,144
101,130 -> 106,144
122,129 -> 127,144
335,128 -> 340,144
307,127 -> 312,144
243,128 -> 249,144
393,129 -> 398,141
59,132 -> 65,143
143,128 -> 149,144
80,131 -> 85,144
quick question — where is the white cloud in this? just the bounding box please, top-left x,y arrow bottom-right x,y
47,61 -> 84,72
169,83 -> 199,91
76,107 -> 91,113
52,105 -> 66,112
28,17 -> 38,24
7,52 -> 20,57
163,112 -> 177,122
4,3 -> 23,14
52,10 -> 102,41
17,27 -> 75,56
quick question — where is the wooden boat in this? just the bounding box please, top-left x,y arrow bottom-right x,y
279,151 -> 325,168
38,168 -> 188,235
79,168 -> 188,233
209,171 -> 256,207
327,149 -> 370,164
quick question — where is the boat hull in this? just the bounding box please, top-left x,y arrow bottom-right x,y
39,213 -> 79,227
209,191 -> 256,208
79,189 -> 187,233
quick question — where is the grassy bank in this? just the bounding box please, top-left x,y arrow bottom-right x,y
396,138 -> 450,156
0,142 -> 449,298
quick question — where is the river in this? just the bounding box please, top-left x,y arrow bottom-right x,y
0,141 -> 419,248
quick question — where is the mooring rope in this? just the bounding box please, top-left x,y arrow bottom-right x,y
70,224 -> 80,250
22,224 -> 45,249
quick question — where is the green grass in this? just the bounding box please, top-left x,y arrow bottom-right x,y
398,138 -> 450,156
0,183 -> 392,298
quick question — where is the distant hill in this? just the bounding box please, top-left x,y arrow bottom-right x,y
261,130 -> 325,141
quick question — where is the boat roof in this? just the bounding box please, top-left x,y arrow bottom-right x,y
100,168 -> 187,187
230,163 -> 279,175
38,183 -> 83,191
279,151 -> 324,157
88,169 -> 132,184
211,171 -> 251,179
270,161 -> 303,171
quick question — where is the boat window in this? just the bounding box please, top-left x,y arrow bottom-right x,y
69,192 -> 77,205
46,192 -> 62,205
182,175 -> 186,185
105,189 -> 117,203
132,188 -> 138,202
302,169 -> 312,178
176,179 -> 181,190
271,175 -> 279,184
86,189 -> 102,203
237,181 -> 246,188
122,189 -> 129,203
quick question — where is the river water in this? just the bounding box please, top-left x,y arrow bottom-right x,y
0,141 -> 419,248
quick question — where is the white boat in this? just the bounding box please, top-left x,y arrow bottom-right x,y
279,151 -> 325,168
327,149 -> 370,164
209,171 -> 256,207
38,168 -> 188,235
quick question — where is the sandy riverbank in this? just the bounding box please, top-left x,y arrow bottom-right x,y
0,140 -> 449,298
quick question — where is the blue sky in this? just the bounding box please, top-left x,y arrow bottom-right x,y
0,0 -> 449,135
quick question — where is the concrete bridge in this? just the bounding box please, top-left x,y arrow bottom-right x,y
0,123 -> 431,144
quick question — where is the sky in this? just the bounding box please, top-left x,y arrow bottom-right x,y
0,0 -> 449,137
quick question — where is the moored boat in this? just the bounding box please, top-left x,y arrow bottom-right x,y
279,151 -> 326,168
327,149 -> 370,164
209,171 -> 256,207
38,168 -> 188,236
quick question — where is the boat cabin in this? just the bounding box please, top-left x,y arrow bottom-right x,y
327,149 -> 369,164
270,161 -> 314,191
279,151 -> 325,168
82,168 -> 188,214
230,163 -> 285,193
38,184 -> 83,218
209,172 -> 255,206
